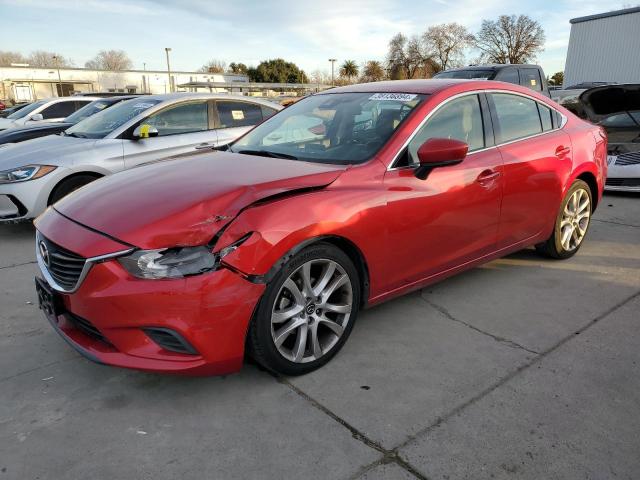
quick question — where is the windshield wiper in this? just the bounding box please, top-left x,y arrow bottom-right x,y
66,132 -> 88,138
236,149 -> 298,160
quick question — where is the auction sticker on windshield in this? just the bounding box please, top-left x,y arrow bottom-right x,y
368,93 -> 417,101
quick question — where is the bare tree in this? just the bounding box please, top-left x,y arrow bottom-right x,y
29,50 -> 73,68
0,50 -> 28,67
199,59 -> 226,73
423,23 -> 473,72
85,50 -> 133,70
474,15 -> 545,64
386,33 -> 408,79
360,60 -> 386,83
386,33 -> 433,79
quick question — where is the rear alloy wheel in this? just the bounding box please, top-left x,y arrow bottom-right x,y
248,243 -> 360,375
536,179 -> 592,259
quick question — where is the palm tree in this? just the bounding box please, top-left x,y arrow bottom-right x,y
339,60 -> 359,83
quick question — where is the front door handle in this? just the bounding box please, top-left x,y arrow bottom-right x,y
194,142 -> 215,150
555,145 -> 571,158
476,169 -> 501,184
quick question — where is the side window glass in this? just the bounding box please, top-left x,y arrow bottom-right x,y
74,101 -> 91,111
261,105 -> 278,120
407,95 -> 485,165
491,93 -> 542,143
217,101 -> 262,128
520,69 -> 542,91
538,103 -> 553,131
144,102 -> 208,136
41,102 -> 76,119
496,68 -> 519,84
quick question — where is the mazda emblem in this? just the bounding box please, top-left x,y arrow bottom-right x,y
39,241 -> 50,267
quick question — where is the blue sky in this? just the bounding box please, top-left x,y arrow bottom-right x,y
0,0 -> 631,76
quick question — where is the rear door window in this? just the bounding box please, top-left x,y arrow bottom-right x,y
495,68 -> 519,85
491,93 -> 542,143
216,101 -> 263,128
40,101 -> 76,119
520,69 -> 543,92
537,103 -> 554,131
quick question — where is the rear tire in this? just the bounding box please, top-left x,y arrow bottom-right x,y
48,174 -> 100,205
248,242 -> 360,376
535,179 -> 592,259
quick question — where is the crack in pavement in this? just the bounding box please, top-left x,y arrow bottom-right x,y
274,376 -> 428,480
276,288 -> 640,480
419,292 -> 540,355
593,218 -> 640,228
0,260 -> 36,270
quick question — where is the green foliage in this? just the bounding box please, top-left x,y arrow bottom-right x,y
247,59 -> 308,83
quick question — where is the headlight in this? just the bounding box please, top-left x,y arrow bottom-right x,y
117,234 -> 251,279
0,165 -> 57,184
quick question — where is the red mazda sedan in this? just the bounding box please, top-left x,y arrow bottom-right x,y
34,80 -> 606,376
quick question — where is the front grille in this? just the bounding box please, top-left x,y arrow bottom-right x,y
606,177 -> 640,187
614,151 -> 640,166
38,235 -> 86,290
66,312 -> 110,344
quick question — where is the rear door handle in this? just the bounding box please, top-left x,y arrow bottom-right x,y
555,146 -> 571,158
476,169 -> 501,184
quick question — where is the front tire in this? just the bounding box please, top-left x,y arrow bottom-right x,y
536,179 -> 592,259
248,242 -> 360,376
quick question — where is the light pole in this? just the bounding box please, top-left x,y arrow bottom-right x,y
52,55 -> 63,96
328,58 -> 337,87
164,48 -> 173,93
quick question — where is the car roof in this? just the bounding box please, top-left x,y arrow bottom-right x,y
321,79 -> 552,101
139,92 -> 283,108
442,64 -> 539,72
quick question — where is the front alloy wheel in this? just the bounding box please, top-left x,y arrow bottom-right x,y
248,243 -> 360,375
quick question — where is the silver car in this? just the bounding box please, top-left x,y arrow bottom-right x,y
0,93 -> 282,222
0,97 -> 100,130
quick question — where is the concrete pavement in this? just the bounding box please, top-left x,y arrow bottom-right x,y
0,193 -> 638,479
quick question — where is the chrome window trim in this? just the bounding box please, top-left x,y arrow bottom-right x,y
35,230 -> 134,294
387,88 -> 567,171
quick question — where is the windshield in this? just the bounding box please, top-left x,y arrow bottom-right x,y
434,70 -> 495,80
230,92 -> 425,164
7,100 -> 46,120
65,99 -> 114,124
65,99 -> 161,139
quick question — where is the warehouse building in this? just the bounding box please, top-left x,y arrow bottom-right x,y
0,66 -> 248,103
564,7 -> 640,88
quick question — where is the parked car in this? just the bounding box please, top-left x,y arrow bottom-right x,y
579,84 -> 640,191
0,93 -> 281,221
0,96 -> 137,146
33,79 -> 605,376
0,97 -> 100,131
433,64 -> 550,97
0,102 -> 31,118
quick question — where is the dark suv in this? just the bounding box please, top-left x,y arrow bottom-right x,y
433,64 -> 550,97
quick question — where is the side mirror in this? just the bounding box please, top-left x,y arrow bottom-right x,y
132,124 -> 159,139
29,113 -> 44,122
414,138 -> 468,180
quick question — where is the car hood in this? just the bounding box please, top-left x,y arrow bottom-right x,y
54,152 -> 347,249
579,84 -> 640,123
0,134 -> 94,170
